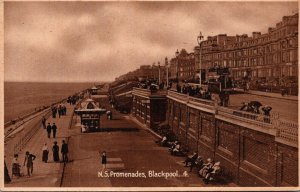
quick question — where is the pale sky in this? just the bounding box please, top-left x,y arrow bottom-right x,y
4,1 -> 298,82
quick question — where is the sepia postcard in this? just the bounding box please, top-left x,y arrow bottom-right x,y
1,0 -> 299,191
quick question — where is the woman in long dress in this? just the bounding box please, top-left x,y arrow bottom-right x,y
52,141 -> 60,162
42,143 -> 49,163
12,154 -> 21,178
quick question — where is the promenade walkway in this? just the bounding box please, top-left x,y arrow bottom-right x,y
63,97 -> 236,187
5,103 -> 75,187
233,88 -> 298,101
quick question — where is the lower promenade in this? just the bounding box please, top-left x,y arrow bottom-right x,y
4,86 -> 298,188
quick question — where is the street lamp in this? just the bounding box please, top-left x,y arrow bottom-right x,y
175,49 -> 179,82
165,57 -> 169,88
197,32 -> 204,86
158,61 -> 161,85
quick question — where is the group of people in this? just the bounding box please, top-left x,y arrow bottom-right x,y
51,104 -> 67,118
67,95 -> 80,105
46,122 -> 57,138
11,140 -> 69,178
11,152 -> 36,178
184,153 -> 221,184
198,158 -> 221,184
43,140 -> 69,163
137,79 -> 166,91
156,136 -> 186,156
240,101 -> 272,116
157,134 -> 222,184
176,83 -> 212,100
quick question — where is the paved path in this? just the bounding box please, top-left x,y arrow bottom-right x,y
5,103 -> 75,187
233,88 -> 298,101
62,98 -> 236,187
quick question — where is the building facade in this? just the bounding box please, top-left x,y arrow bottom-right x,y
194,13 -> 298,89
169,49 -> 195,82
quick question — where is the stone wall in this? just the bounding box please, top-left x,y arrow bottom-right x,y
166,91 -> 298,187
132,89 -> 298,186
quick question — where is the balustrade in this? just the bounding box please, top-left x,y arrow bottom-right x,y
167,90 -> 298,146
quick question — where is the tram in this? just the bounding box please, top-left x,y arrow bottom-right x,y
207,66 -> 233,93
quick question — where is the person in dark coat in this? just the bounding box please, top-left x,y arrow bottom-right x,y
262,105 -> 272,123
23,151 -> 36,177
100,151 -> 107,170
52,141 -> 59,162
184,152 -> 198,172
5,161 -> 11,183
42,143 -> 49,163
52,123 -> 57,138
46,123 -> 52,138
61,140 -> 69,163
41,116 -> 46,129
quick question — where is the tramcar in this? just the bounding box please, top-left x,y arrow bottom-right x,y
207,66 -> 233,93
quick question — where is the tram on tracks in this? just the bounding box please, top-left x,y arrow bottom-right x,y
207,66 -> 233,93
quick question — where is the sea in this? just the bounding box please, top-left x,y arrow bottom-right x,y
4,82 -> 95,123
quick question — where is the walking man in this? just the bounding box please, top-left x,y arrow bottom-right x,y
61,140 -> 69,163
52,123 -> 57,138
23,151 -> 36,177
52,141 -> 60,162
41,116 -> 46,129
46,123 -> 52,138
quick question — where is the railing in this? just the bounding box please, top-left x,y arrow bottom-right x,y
217,106 -> 274,130
132,87 -> 151,98
167,90 -> 188,101
167,90 -> 298,146
4,98 -> 67,128
276,119 -> 298,144
187,96 -> 215,112
13,109 -> 52,153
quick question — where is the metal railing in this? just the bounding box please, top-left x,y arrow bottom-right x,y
13,109 -> 52,154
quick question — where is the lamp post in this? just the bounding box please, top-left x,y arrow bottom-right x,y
158,61 -> 161,85
197,32 -> 204,86
165,57 -> 169,88
175,49 -> 179,83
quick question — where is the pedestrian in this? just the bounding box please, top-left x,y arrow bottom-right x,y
100,151 -> 107,170
12,154 -> 21,178
23,151 -> 36,177
41,116 -> 46,129
42,143 -> 49,163
52,141 -> 60,162
46,123 -> 52,138
5,161 -> 11,183
61,140 -> 69,163
52,123 -> 57,138
262,105 -> 272,123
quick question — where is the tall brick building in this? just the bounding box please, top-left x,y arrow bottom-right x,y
169,49 -> 195,82
194,13 -> 298,88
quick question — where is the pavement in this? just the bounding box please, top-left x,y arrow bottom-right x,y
62,97 -> 237,187
229,92 -> 298,122
5,103 -> 75,187
233,88 -> 298,101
